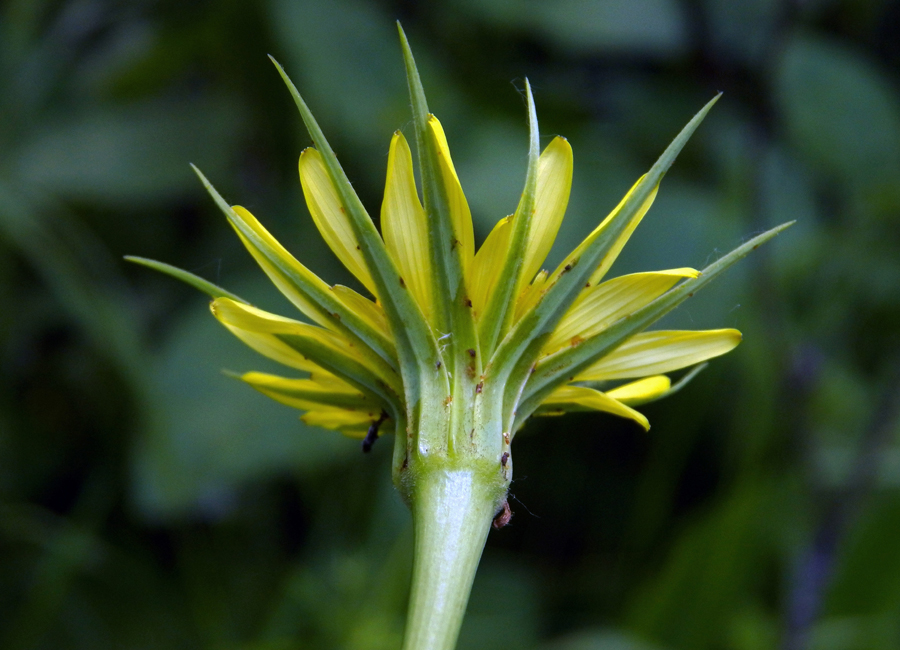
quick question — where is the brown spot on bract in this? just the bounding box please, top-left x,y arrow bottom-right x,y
436,361 -> 442,369
492,501 -> 512,529
475,382 -> 483,394
444,395 -> 453,406
464,298 -> 472,308
501,452 -> 509,467
585,282 -> 591,288
399,277 -> 406,287
332,312 -> 341,320
570,335 -> 584,347
467,348 -> 476,357
563,264 -> 572,272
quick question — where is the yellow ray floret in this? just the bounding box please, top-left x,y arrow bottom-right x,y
471,137 -> 574,322
381,131 -> 433,322
220,323 -> 325,373
519,136 -> 574,289
543,269 -> 699,355
331,285 -> 391,340
230,205 -> 335,330
301,406 -> 382,437
575,329 -> 742,381
605,375 -> 672,406
537,385 -> 650,430
241,371 -> 378,412
515,270 -> 549,321
427,115 -> 474,271
470,216 -> 511,318
551,176 -> 659,289
299,148 -> 377,296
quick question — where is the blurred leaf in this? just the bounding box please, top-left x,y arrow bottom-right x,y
131,277 -> 358,521
0,182 -> 145,383
776,34 -> 900,209
259,476 -> 411,650
0,508 -> 97,650
726,607 -> 779,650
625,485 -> 776,649
703,0 -> 780,65
451,0 -> 688,55
457,557 -> 540,650
456,118 -> 529,237
14,97 -> 245,205
826,494 -> 900,617
808,615 -> 900,650
541,628 -> 663,650
267,0 -> 406,151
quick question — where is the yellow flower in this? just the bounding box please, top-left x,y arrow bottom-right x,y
128,28 -> 792,647
128,29 -> 789,462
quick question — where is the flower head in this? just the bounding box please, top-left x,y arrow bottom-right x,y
128,26 -> 789,494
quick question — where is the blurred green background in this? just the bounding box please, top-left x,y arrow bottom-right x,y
3,0 -> 900,648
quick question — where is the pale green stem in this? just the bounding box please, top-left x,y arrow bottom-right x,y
401,465 -> 500,650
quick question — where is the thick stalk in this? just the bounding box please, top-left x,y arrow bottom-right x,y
401,465 -> 502,650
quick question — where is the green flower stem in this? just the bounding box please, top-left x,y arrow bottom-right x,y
402,461 -> 504,650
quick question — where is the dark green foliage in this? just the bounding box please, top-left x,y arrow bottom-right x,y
2,0 -> 900,648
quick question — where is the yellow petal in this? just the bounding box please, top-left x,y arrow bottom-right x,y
381,131 -> 432,321
470,216 -> 511,319
309,370 -> 354,389
301,406 -> 380,435
576,329 -> 742,381
427,115 -> 474,270
521,137 -> 573,286
606,375 -> 671,405
586,178 -> 658,287
552,176 -> 659,286
299,148 -> 377,296
221,325 -> 323,372
230,205 -> 333,329
212,298 -> 402,402
515,269 -> 549,321
543,269 -> 698,354
331,285 -> 390,339
538,385 -> 649,430
211,298 -> 354,359
241,371 -> 376,412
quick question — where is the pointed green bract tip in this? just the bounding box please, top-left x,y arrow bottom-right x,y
523,78 -> 539,158
397,24 -> 430,132
663,362 -> 708,398
395,21 -> 434,174
648,93 -> 722,181
124,256 -> 247,303
189,163 -> 207,186
267,54 -> 285,74
190,164 -> 238,222
269,57 -> 287,81
396,20 -> 409,45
